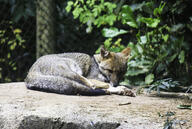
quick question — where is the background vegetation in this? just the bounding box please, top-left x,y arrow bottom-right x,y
0,0 -> 192,92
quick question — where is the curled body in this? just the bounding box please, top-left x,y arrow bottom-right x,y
25,46 -> 135,96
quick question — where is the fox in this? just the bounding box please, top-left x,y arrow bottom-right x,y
25,46 -> 135,96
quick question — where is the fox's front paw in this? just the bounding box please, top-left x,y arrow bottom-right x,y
118,86 -> 136,97
122,89 -> 136,97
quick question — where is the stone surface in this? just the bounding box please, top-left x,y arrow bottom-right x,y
0,82 -> 191,129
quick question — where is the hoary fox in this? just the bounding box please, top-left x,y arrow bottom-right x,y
25,46 -> 135,96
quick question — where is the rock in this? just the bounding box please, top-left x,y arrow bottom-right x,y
0,82 -> 191,129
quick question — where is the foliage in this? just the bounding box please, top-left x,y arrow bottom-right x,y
0,0 -> 101,83
158,111 -> 186,129
0,21 -> 26,82
0,0 -> 36,83
56,0 -> 104,54
148,78 -> 180,94
66,0 -> 117,32
95,38 -> 126,54
66,0 -> 192,89
120,1 -> 190,86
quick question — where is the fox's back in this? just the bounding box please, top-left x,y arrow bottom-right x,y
27,53 -> 92,77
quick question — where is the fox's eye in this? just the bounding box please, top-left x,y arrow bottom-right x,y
108,69 -> 113,73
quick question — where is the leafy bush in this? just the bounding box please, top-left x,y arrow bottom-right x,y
0,0 -> 37,83
0,0 -> 101,83
0,21 -> 26,82
66,0 -> 192,90
148,78 -> 180,93
159,111 -> 187,129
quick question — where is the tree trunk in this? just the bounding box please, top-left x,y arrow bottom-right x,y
36,0 -> 55,59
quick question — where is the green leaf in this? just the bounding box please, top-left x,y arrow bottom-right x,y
167,53 -> 177,63
14,29 -> 22,34
7,53 -> 11,59
102,27 -> 128,38
92,4 -> 104,17
153,8 -> 159,17
95,46 -> 101,54
153,2 -> 166,17
162,34 -> 169,42
178,50 -> 185,64
177,105 -> 192,110
10,42 -> 17,50
139,17 -> 160,28
145,73 -> 154,85
66,1 -> 74,12
126,59 -> 152,76
136,44 -> 143,54
13,67 -> 17,71
140,35 -> 147,44
142,2 -> 154,14
104,2 -> 116,13
105,14 -> 117,26
120,5 -> 138,28
104,38 -> 112,48
72,6 -> 84,19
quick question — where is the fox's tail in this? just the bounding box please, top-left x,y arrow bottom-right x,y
25,73 -> 106,95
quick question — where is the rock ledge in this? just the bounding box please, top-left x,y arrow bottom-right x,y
0,82 -> 191,129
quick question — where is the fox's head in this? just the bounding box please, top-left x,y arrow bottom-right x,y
94,46 -> 131,87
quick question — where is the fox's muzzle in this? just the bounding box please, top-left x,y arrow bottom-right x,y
109,74 -> 119,87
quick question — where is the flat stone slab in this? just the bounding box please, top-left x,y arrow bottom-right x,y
0,82 -> 191,129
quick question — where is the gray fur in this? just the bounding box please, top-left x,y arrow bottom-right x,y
25,52 -> 135,96
25,53 -> 107,95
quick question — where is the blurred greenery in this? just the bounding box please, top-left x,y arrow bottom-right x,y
0,0 -> 36,82
0,0 -> 192,93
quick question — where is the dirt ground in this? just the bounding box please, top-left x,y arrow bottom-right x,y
0,82 -> 191,129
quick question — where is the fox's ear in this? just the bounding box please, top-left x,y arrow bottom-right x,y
121,47 -> 131,60
100,45 -> 110,58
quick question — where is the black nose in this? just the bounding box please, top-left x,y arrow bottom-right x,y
113,83 -> 118,87
110,82 -> 119,87
104,78 -> 110,83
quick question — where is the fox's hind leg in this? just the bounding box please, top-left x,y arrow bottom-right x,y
63,72 -> 109,90
25,72 -> 110,95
